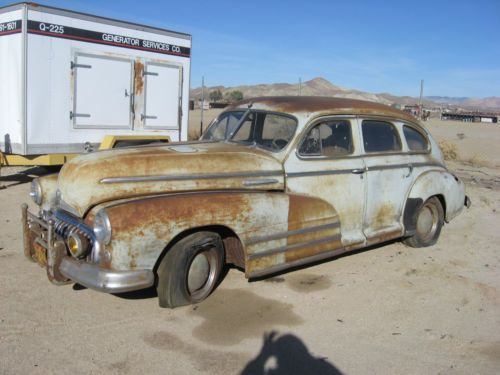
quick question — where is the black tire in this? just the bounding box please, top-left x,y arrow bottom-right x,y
404,197 -> 444,248
156,231 -> 224,308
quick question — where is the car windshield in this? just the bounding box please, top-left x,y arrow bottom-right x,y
202,110 -> 298,152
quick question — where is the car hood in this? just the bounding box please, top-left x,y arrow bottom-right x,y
58,142 -> 285,217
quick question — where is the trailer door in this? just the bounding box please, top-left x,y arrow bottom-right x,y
72,54 -> 133,128
142,63 -> 182,130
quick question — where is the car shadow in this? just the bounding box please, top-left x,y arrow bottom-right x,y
249,238 -> 402,282
70,240 -> 402,302
241,331 -> 343,375
72,282 -> 159,300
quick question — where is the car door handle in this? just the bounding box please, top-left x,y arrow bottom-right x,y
405,164 -> 413,178
351,168 -> 366,174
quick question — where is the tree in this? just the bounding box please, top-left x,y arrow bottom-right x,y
209,89 -> 223,102
228,90 -> 244,102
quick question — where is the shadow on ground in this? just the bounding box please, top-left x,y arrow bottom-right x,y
241,331 -> 342,375
0,166 -> 60,188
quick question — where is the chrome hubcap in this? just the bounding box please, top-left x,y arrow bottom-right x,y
416,204 -> 438,240
187,253 -> 210,293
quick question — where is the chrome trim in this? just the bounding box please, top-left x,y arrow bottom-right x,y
242,179 -> 280,187
53,210 -> 101,262
287,169 -> 354,178
246,222 -> 340,245
100,170 -> 283,184
248,234 -> 341,260
367,162 -> 444,172
57,199 -> 80,217
249,246 -> 349,279
287,162 -> 445,179
59,257 -> 155,293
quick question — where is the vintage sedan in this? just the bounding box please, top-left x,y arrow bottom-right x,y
23,97 -> 470,308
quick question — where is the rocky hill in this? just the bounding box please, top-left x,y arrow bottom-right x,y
190,77 -> 499,111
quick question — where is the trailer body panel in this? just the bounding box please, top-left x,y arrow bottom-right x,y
0,3 -> 191,157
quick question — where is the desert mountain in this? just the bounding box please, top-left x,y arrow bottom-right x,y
190,77 -> 499,111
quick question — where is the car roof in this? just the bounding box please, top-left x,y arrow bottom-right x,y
227,96 -> 418,124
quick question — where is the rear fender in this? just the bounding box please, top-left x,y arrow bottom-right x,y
406,169 -> 465,223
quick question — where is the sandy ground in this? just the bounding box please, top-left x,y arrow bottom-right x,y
0,117 -> 499,374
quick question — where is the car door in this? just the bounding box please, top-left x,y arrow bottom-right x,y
360,118 -> 414,242
284,117 -> 367,247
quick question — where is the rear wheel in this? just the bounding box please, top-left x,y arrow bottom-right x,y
157,231 -> 224,308
404,197 -> 444,248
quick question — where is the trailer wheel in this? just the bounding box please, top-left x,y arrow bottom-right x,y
404,197 -> 444,248
157,231 -> 224,308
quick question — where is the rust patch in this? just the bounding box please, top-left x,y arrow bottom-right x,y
246,254 -> 281,275
287,194 -> 338,231
223,236 -> 245,269
134,60 -> 144,95
285,194 -> 341,262
371,203 -> 394,230
285,238 -> 343,263
33,241 -> 47,267
108,192 -> 248,236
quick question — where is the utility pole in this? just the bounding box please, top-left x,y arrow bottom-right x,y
200,76 -> 204,137
418,79 -> 424,119
298,77 -> 302,96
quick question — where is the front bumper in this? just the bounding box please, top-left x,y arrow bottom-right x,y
22,204 -> 154,293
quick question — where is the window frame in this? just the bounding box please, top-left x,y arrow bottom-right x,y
202,109 -> 299,154
296,117 -> 356,160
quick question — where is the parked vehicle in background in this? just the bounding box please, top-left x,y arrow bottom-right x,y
23,96 -> 470,308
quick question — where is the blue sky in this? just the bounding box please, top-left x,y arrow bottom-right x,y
2,0 -> 499,97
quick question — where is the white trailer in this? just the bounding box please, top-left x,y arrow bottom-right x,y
0,2 -> 191,165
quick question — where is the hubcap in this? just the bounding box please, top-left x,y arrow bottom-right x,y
416,205 -> 437,239
187,253 -> 210,293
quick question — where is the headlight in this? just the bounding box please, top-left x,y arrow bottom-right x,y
93,210 -> 112,245
30,179 -> 42,205
67,229 -> 90,259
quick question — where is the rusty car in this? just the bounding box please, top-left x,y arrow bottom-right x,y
23,96 -> 470,308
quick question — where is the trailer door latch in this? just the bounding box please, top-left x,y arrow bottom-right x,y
70,111 -> 91,120
141,114 -> 157,121
71,62 -> 92,69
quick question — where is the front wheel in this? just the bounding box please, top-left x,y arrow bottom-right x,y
157,231 -> 224,308
404,197 -> 444,248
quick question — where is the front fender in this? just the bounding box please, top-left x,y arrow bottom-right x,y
407,169 -> 465,222
95,191 -> 340,276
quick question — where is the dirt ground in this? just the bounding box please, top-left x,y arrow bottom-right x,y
0,117 -> 499,374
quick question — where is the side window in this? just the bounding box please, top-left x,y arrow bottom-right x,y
259,114 -> 297,151
403,125 -> 428,151
202,111 -> 245,140
232,112 -> 254,142
299,120 -> 353,156
362,120 -> 401,153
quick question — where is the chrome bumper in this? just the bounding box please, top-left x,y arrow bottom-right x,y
22,204 -> 154,293
59,256 -> 154,293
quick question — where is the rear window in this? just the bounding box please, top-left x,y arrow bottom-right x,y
403,125 -> 428,151
362,120 -> 401,153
